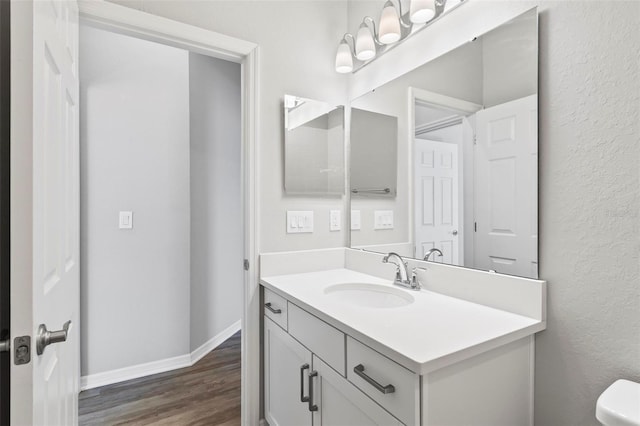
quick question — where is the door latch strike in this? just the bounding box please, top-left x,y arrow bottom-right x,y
14,336 -> 31,365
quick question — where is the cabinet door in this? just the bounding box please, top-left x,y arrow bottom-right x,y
264,317 -> 313,426
312,355 -> 403,426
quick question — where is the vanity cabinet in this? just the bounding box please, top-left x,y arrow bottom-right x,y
263,284 -> 537,426
265,317 -> 399,426
264,317 -> 312,426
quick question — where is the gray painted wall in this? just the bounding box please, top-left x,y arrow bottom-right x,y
106,0 -> 350,252
189,53 -> 242,352
80,26 -> 191,375
534,2 -> 639,424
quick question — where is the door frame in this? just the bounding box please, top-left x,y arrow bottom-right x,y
0,0 -> 9,424
10,2 -> 261,425
407,87 -> 482,260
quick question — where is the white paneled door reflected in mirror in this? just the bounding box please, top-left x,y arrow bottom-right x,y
350,8 -> 539,279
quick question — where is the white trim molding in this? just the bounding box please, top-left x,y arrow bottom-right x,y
77,3 -> 260,424
80,354 -> 192,391
81,320 -> 242,391
190,320 -> 242,365
78,0 -> 256,62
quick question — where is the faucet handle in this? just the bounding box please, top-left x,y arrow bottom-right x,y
411,267 -> 428,289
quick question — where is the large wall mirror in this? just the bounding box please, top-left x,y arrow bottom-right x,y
349,8 -> 539,279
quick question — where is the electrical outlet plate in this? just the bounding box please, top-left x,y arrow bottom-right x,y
330,210 -> 341,231
287,211 -> 314,233
351,210 -> 361,230
374,210 -> 394,230
119,211 -> 133,229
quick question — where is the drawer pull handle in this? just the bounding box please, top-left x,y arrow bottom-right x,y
265,302 -> 282,314
308,371 -> 318,412
353,364 -> 395,394
300,363 -> 310,403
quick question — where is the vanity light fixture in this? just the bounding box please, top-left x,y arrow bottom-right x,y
378,0 -> 409,44
355,18 -> 379,61
335,34 -> 355,73
410,0 -> 437,23
335,0 -> 451,73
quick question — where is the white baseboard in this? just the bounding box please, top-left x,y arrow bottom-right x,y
190,319 -> 242,364
80,353 -> 192,391
81,319 -> 242,391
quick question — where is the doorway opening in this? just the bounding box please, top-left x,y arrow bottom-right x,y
411,89 -> 481,266
411,88 -> 538,277
77,24 -> 244,424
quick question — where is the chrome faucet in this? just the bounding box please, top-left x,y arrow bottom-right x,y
423,248 -> 443,262
382,252 -> 420,290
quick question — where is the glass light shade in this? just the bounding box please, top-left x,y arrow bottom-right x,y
410,0 -> 436,23
335,41 -> 353,73
378,1 -> 401,44
355,24 -> 376,61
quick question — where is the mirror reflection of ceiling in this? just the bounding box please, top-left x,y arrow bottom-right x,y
353,9 -> 537,114
349,8 -> 539,279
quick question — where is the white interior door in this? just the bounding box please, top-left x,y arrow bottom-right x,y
11,0 -> 80,424
414,139 -> 459,264
474,95 -> 538,277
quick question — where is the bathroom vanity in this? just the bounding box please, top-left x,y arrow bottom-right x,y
260,248 -> 546,426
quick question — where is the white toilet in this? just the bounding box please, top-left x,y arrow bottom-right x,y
596,379 -> 640,426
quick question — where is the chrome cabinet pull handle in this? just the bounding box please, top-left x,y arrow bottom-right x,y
300,363 -> 310,402
353,364 -> 395,394
264,302 -> 282,314
308,371 -> 318,412
36,320 -> 71,356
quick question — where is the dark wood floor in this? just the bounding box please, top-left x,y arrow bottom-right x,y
79,332 -> 241,426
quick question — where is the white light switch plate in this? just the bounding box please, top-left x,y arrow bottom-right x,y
287,211 -> 314,233
119,211 -> 133,229
329,210 -> 341,231
351,210 -> 361,230
374,210 -> 394,230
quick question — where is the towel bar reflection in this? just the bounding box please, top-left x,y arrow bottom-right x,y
351,188 -> 391,194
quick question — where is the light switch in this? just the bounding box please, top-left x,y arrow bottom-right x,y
287,211 -> 314,233
119,211 -> 133,230
330,210 -> 341,231
351,210 -> 361,230
374,210 -> 394,230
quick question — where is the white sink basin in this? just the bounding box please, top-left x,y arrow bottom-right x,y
324,283 -> 415,309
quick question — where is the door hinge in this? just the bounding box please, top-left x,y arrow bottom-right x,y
243,259 -> 250,271
14,336 -> 31,365
474,222 -> 477,232
473,134 -> 477,145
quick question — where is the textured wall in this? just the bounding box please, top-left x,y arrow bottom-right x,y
534,2 -> 639,424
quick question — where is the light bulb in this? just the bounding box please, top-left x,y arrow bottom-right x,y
335,40 -> 353,73
355,23 -> 376,61
410,0 -> 436,24
378,1 -> 401,44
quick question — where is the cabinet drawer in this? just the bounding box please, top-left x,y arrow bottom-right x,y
347,337 -> 419,425
288,303 -> 345,376
264,288 -> 288,331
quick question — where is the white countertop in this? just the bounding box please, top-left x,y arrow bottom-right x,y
261,268 -> 545,374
